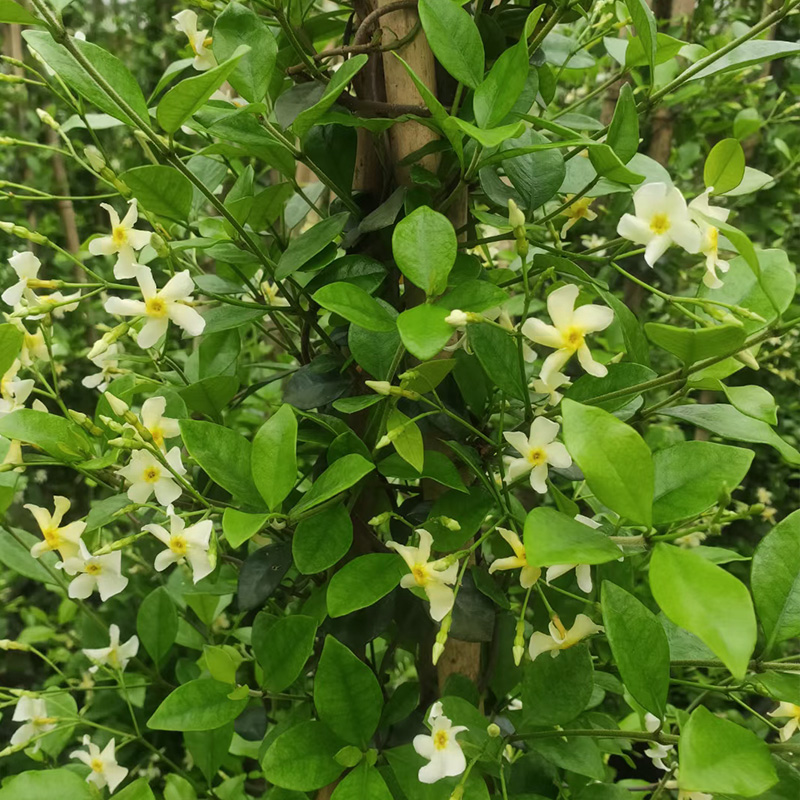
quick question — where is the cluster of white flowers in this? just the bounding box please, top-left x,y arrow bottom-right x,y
413,702 -> 468,784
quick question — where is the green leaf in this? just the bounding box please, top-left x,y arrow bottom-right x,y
386,408 -> 424,473
397,304 -> 453,361
331,763 -> 393,800
418,0 -> 485,88
293,503 -> 353,574
562,399 -> 654,526
649,543 -> 757,679
524,507 -> 622,566
0,323 -> 24,377
688,40 -> 800,81
180,419 -> 264,507
327,553 -> 405,618
473,30 -> 530,128
662,404 -> 800,465
261,720 -> 345,792
722,384 -> 777,425
566,363 -> 657,413
0,769 -> 93,800
157,47 -> 249,134
0,527 -> 57,585
652,441 -> 753,525
601,581 -> 669,717
253,612 -> 318,692
704,138 -> 745,194
450,118 -> 525,147
23,31 -> 149,125
292,55 -> 368,138
114,778 -> 156,800
212,2 -> 276,103
291,453 -> 374,516
378,450 -> 467,494
500,130 -> 566,211
185,723 -> 234,786
588,143 -> 645,184
392,206 -> 456,297
314,282 -> 396,332
439,280 -> 508,314
0,409 -> 93,462
522,643 -> 594,725
137,586 -> 178,665
237,542 -> 292,611
148,679 -> 248,731
625,0 -> 657,74
679,706 -> 777,797
606,84 -> 639,163
0,0 -> 42,24
222,508 -> 269,548
468,323 -> 526,402
251,404 -> 297,511
751,510 -> 800,651
121,165 -> 193,222
315,636 -> 383,746
276,213 -> 349,280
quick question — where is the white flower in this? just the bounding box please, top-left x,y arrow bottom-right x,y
559,195 -> 597,237
503,417 -> 572,494
104,270 -> 205,350
261,279 -> 290,308
675,531 -> 706,548
88,200 -> 152,280
3,251 -> 40,308
173,9 -> 217,71
7,317 -> 48,365
134,396 -> 181,450
386,529 -> 458,622
531,371 -> 570,406
581,233 -> 607,256
71,735 -> 129,794
25,495 -> 86,560
82,624 -> 139,673
10,696 -> 56,750
645,741 -> 674,770
144,515 -> 214,583
116,446 -> 186,507
617,182 -> 701,266
445,309 -> 469,327
413,709 -> 467,784
38,290 -> 82,318
528,613 -> 604,662
545,514 -> 601,593
58,541 -> 128,601
0,358 -> 34,417
768,701 -> 800,741
83,342 -> 122,392
489,527 -> 541,589
522,284 -> 614,384
688,189 -> 731,289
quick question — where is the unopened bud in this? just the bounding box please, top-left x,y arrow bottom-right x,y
508,198 -> 526,230
36,108 -> 59,129
108,437 -> 144,450
83,145 -> 106,172
0,639 -> 30,651
150,233 -> 170,258
438,516 -> 461,532
103,392 -> 129,417
0,73 -> 25,84
99,415 -> 125,433
735,348 -> 760,370
487,722 -> 501,738
365,380 -> 391,396
432,641 -> 445,665
513,644 -> 524,666
445,309 -> 469,327
449,788 -> 464,800
368,512 -> 391,526
0,221 -> 48,245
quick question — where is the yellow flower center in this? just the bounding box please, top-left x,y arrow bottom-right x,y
145,297 -> 167,317
649,213 -> 670,235
90,757 -> 104,773
433,729 -> 449,750
150,426 -> 164,448
411,564 -> 429,586
707,226 -> 719,251
42,527 -> 60,547
526,447 -> 547,466
111,226 -> 128,247
567,197 -> 593,219
85,562 -> 102,576
552,616 -> 568,640
563,326 -> 585,350
143,466 -> 161,483
170,534 -> 188,556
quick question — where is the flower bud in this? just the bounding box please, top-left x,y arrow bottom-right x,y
150,233 -> 170,258
508,198 -> 526,230
0,639 -> 30,651
734,348 -> 760,370
103,392 -> 130,417
449,788 -> 464,800
438,516 -> 461,531
83,145 -> 106,172
445,309 -> 469,327
36,108 -> 59,130
365,380 -> 392,396
513,644 -> 525,666
432,641 -> 445,665
368,512 -> 391,526
487,723 -> 501,738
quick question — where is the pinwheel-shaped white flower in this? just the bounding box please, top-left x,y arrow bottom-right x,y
768,701 -> 800,741
82,624 -> 139,673
10,696 -> 56,750
503,417 -> 571,494
104,270 -> 205,350
545,514 -> 601,593
3,251 -> 41,308
0,358 -> 34,417
89,200 -> 152,280
522,284 -> 614,384
83,342 -> 122,392
531,371 -> 570,406
58,541 -> 128,601
116,446 -> 186,506
144,515 -> 214,583
25,495 -> 86,560
489,527 -> 541,589
528,613 -> 604,662
133,396 -> 181,450
387,528 -> 458,622
71,735 -> 128,794
413,705 -> 468,784
688,189 -> 731,289
560,195 -> 597,237
617,182 -> 701,266
645,741 -> 674,770
38,290 -> 82,318
6,317 -> 48,366
174,9 -> 217,71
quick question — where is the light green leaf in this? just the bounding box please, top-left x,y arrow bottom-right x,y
121,165 -> 193,222
588,143 -> 645,184
0,770 -> 93,800
0,323 -> 24,377
148,679 -> 248,731
562,399 -> 654,526
645,323 -> 746,365
385,408 -> 424,473
327,553 -> 405,617
313,282 -> 396,332
0,409 -> 93,462
331,763 -> 393,800
392,206 -> 456,297
689,40 -> 800,81
222,508 -> 270,548
291,453 -> 375,516
251,405 -> 297,511
722,384 -> 777,425
293,503 -> 353,575
450,118 -> 525,147
704,138 -> 745,194
261,720 -> 344,791
276,213 -> 349,280
418,0 -> 485,88
397,304 -> 453,361
253,612 -> 318,692
524,507 -> 622,566
606,83 -> 639,163
625,0 -> 657,74
0,0 -> 42,24
649,543 -> 757,679
137,586 -> 178,665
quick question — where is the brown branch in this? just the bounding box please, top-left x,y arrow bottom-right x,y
335,93 -> 430,118
353,0 -> 418,45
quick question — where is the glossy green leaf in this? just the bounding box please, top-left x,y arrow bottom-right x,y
121,165 -> 193,222
276,213 -> 349,280
253,612 -> 317,692
649,543 -> 757,679
688,40 -> 800,81
606,84 -> 639,163
0,769 -> 93,800
468,323 -> 526,402
397,304 -> 453,361
385,408 -> 424,473
251,404 -> 297,510
137,586 -> 178,665
418,0 -> 485,88
625,0 -> 657,74
0,0 -> 42,24
562,399 -> 654,526
722,384 -> 777,425
313,282 -> 396,332
588,143 -> 644,184
293,503 -> 353,574
392,206 -> 456,297
237,542 -> 292,611
704,138 -> 745,194
148,679 -> 248,731
0,323 -> 24,378
331,763 -> 393,800
524,507 -> 622,566
222,508 -> 270,548
473,29 -> 530,129
0,409 -> 93,462
290,453 -> 374,516
327,553 -> 405,618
